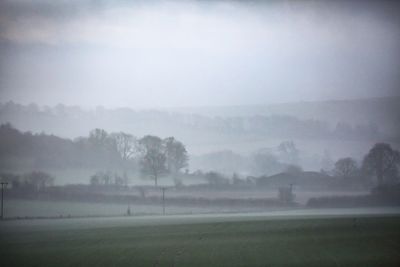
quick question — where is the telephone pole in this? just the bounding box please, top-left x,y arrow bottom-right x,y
161,187 -> 166,215
1,182 -> 8,220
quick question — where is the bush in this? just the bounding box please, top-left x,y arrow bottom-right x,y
205,171 -> 230,186
23,171 -> 54,191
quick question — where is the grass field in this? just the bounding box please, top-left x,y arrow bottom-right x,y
4,199 -> 219,218
1,213 -> 400,267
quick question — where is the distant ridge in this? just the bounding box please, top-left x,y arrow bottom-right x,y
169,95 -> 400,116
169,96 -> 400,133
0,95 -> 399,139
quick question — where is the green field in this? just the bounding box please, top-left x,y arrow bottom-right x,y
1,214 -> 400,267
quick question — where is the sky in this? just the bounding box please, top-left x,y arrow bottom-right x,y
0,0 -> 399,108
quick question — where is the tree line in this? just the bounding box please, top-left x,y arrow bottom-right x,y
333,143 -> 400,186
0,123 -> 188,186
1,123 -> 398,190
0,101 -> 385,141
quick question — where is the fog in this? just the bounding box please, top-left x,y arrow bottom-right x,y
1,2 -> 400,266
0,0 -> 400,241
1,0 -> 399,108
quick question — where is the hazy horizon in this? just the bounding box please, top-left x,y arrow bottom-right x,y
2,94 -> 400,111
1,0 -> 400,109
1,3 -> 400,265
0,0 -> 399,178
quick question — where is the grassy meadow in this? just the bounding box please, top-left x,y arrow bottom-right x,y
1,214 -> 399,267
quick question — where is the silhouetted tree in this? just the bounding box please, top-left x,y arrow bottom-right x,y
90,171 -> 114,186
0,172 -> 20,188
23,171 -> 54,191
88,128 -> 109,148
111,132 -> 137,162
111,132 -> 137,185
362,143 -> 400,185
334,157 -> 358,179
163,137 -> 188,174
139,135 -> 167,186
101,171 -> 112,185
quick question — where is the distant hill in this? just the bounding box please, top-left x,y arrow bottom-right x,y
170,96 -> 400,135
0,97 -> 398,160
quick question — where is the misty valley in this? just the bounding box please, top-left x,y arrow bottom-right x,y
1,0 -> 400,266
0,99 -> 399,219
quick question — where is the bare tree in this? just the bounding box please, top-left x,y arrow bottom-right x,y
88,128 -> 109,148
139,135 -> 167,186
90,171 -> 113,186
362,143 -> 400,185
112,132 -> 137,161
334,157 -> 358,179
163,137 -> 188,174
24,171 -> 54,191
111,132 -> 137,185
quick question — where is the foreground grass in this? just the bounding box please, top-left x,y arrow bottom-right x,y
1,215 -> 399,267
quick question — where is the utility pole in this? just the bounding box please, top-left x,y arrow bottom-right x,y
161,187 -> 166,215
1,182 -> 8,220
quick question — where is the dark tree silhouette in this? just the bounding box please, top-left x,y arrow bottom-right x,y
112,132 -> 137,162
111,132 -> 137,185
139,135 -> 167,186
88,129 -> 109,148
362,143 -> 400,185
334,157 -> 358,179
163,137 -> 188,174
23,171 -> 54,192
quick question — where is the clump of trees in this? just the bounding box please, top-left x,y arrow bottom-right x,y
362,143 -> 400,185
138,135 -> 188,186
86,132 -> 189,187
0,171 -> 54,192
90,171 -> 125,186
0,101 -> 385,143
329,157 -> 365,189
0,124 -> 189,187
334,157 -> 358,179
308,143 -> 400,208
329,143 -> 400,189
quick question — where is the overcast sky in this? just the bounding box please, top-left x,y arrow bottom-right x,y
0,0 -> 399,108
